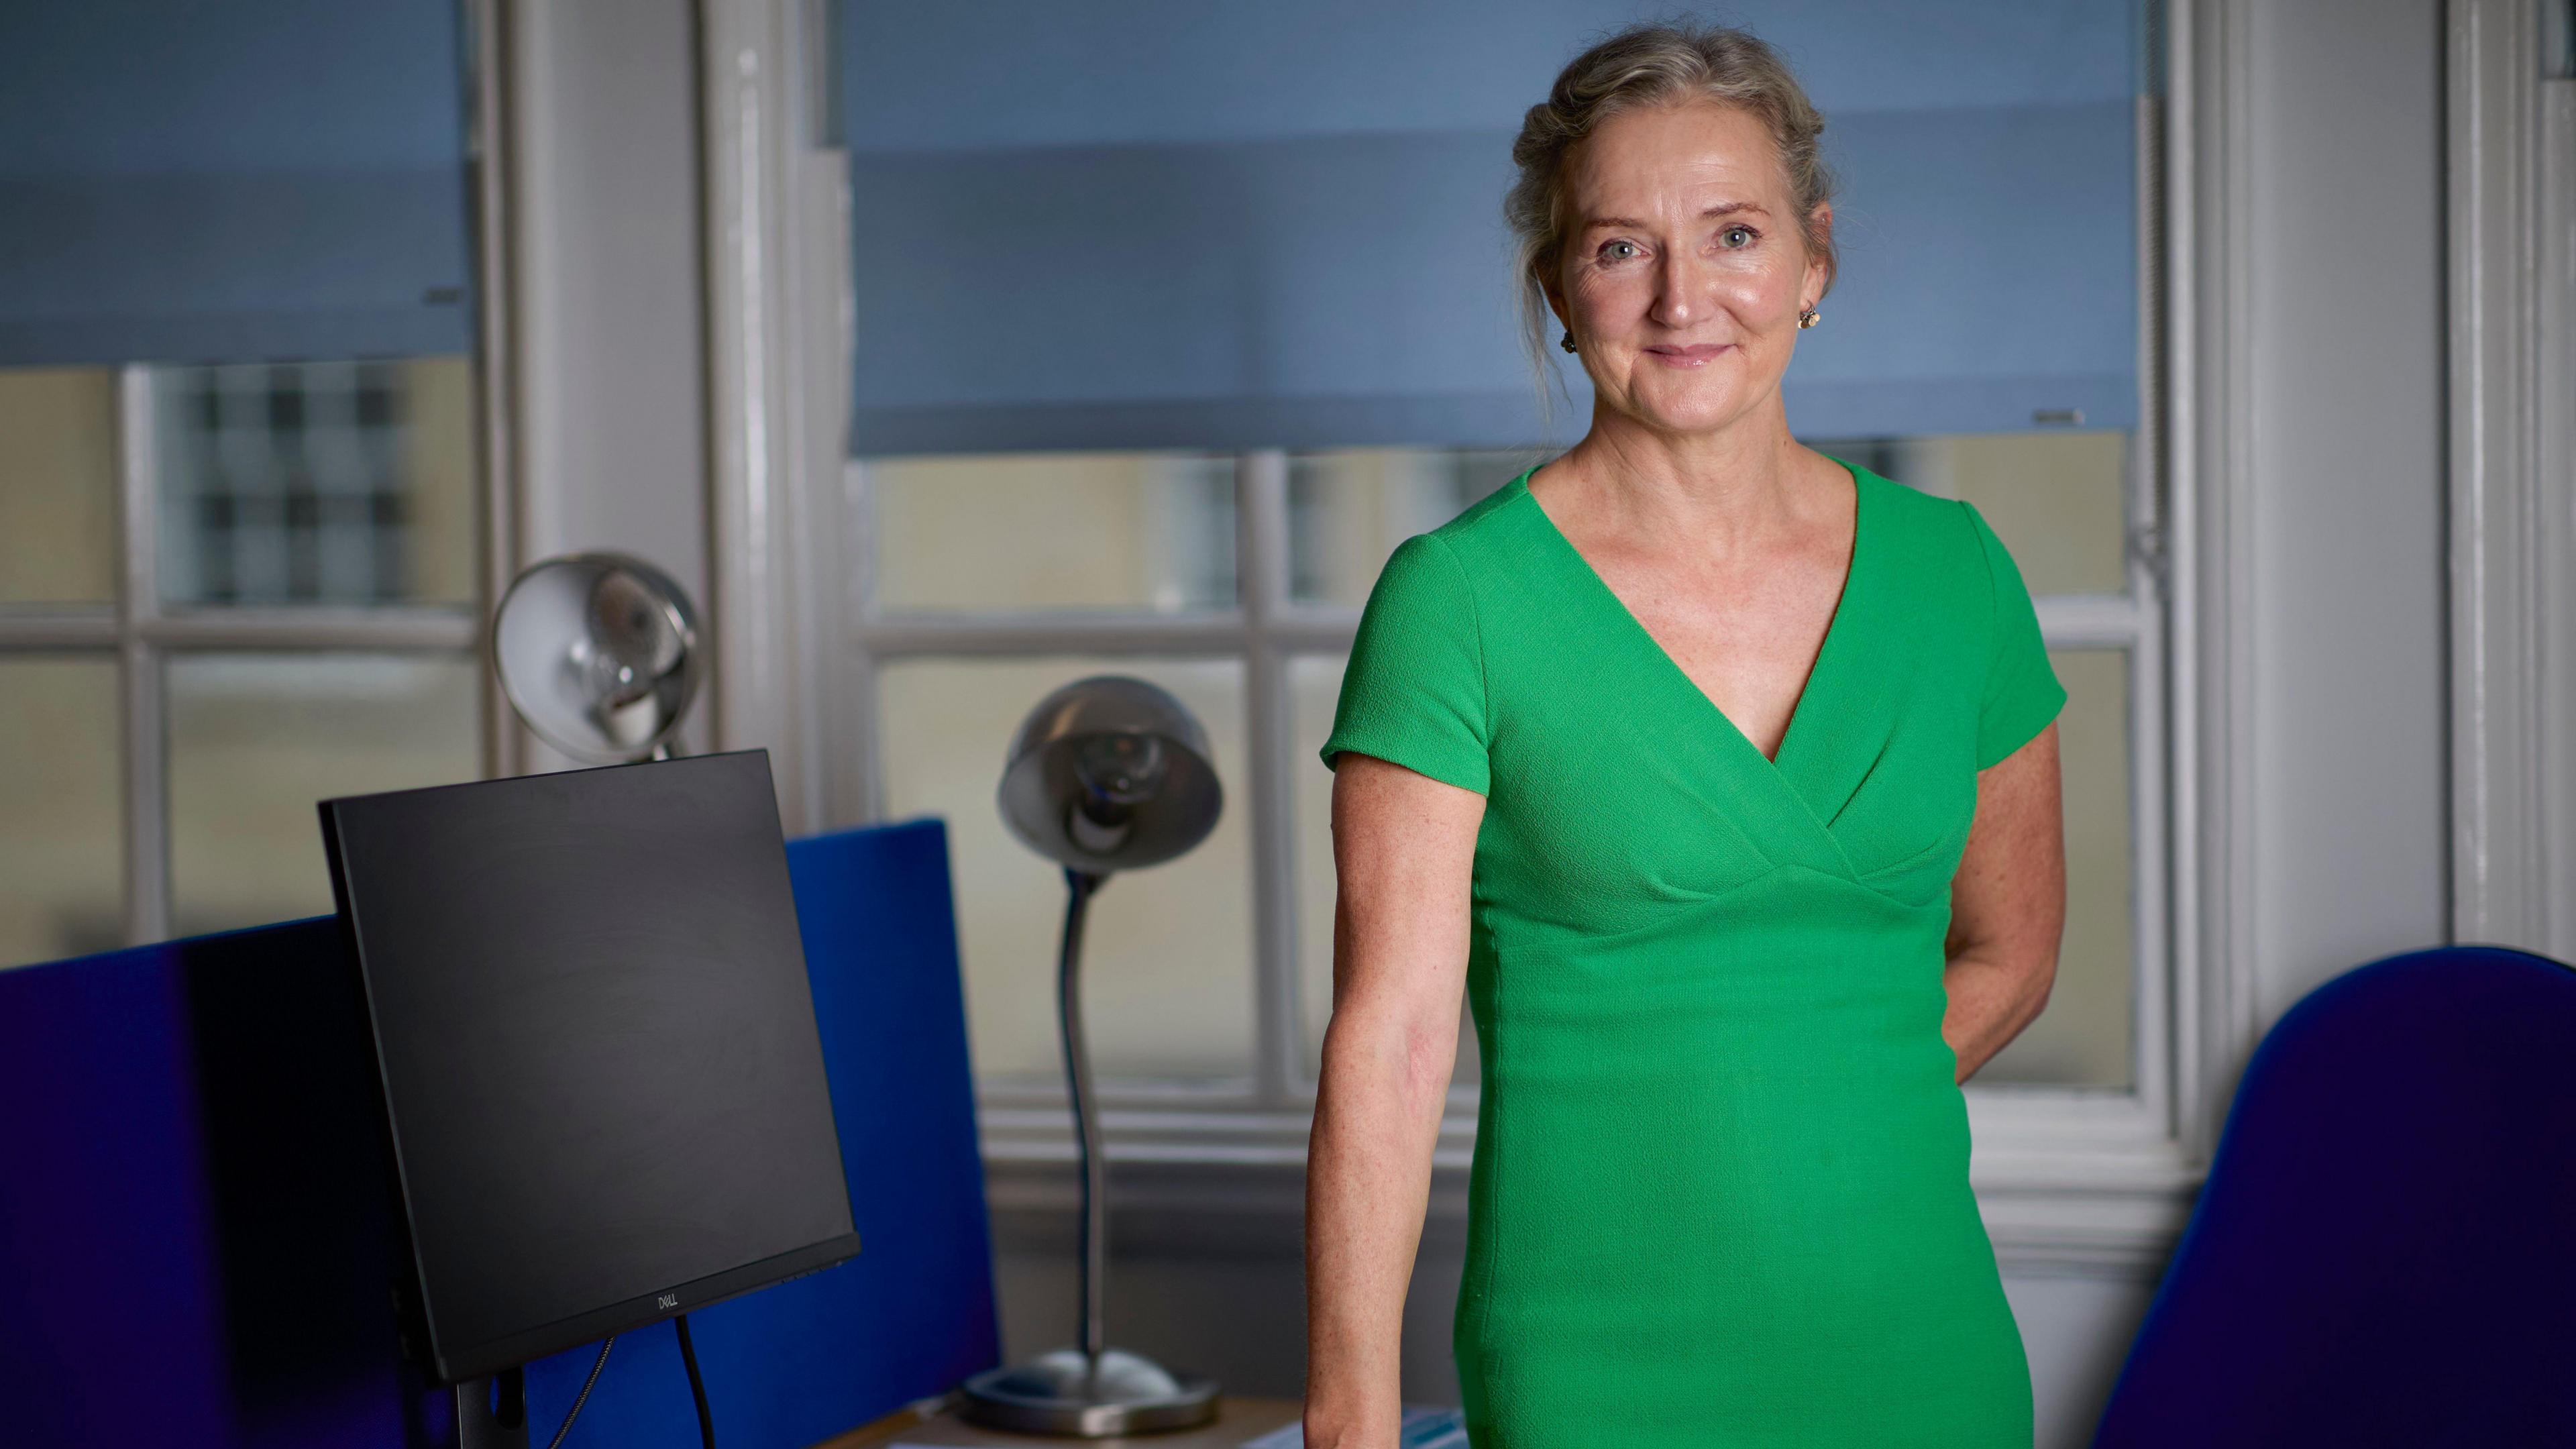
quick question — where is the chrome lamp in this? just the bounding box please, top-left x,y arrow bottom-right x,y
459,550 -> 700,1448
490,551 -> 702,764
961,676 -> 1225,1436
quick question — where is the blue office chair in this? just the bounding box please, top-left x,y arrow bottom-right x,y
2093,945 -> 2576,1448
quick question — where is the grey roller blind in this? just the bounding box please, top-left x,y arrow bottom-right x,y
835,0 -> 2143,456
0,0 -> 475,368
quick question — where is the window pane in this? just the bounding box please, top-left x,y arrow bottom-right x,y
867,452 -> 1236,614
877,655 -> 1254,1081
1878,430 -> 2130,596
0,368 -> 117,605
1289,652 -> 1477,1085
1287,448 -> 1529,609
0,657 -> 123,967
152,358 -> 478,609
1978,647 -> 2134,1089
167,653 -> 481,936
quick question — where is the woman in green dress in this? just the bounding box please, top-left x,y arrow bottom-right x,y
1303,22 -> 2065,1449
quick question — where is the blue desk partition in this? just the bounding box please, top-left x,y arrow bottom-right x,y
0,817 -> 1000,1448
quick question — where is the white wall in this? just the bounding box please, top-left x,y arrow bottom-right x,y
2245,0 -> 2451,1023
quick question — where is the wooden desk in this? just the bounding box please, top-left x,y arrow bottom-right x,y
821,1396 -> 1301,1448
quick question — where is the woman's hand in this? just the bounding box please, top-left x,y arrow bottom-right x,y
1303,752 -> 1484,1449
1942,722 -> 2067,1082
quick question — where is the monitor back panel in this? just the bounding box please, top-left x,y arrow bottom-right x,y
321,750 -> 859,1383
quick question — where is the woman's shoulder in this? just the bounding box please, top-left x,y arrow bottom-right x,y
1370,467 -> 1541,588
1850,460 -> 2004,612
1429,468 -> 1537,549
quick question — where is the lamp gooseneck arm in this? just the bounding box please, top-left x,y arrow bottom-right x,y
1057,865 -> 1110,1368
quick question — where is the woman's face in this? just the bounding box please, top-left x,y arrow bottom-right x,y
1548,99 -> 1829,439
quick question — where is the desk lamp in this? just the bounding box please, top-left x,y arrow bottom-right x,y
452,550 -> 708,1447
491,551 -> 702,763
963,676 -> 1224,1436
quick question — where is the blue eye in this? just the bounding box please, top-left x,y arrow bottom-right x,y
1601,239 -> 1640,262
1720,225 -> 1756,248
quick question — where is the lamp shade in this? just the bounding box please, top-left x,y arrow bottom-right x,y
996,676 -> 1222,875
490,552 -> 702,765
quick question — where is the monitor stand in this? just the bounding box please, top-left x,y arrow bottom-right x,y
454,1369 -> 529,1449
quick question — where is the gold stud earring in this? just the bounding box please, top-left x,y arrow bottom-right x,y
1560,330 -> 1578,354
1797,305 -> 1821,329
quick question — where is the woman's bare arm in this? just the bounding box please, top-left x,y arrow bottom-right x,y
1303,752 -> 1484,1449
1942,722 -> 2067,1082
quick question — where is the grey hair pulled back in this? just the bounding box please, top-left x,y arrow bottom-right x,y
1505,22 -> 1837,395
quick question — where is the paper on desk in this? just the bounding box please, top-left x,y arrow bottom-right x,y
1236,1405 -> 1468,1449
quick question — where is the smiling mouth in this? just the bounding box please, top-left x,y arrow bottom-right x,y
1643,343 -> 1735,366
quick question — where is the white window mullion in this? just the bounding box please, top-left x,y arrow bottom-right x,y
2129,46 -> 2179,1144
114,364 -> 169,946
136,610 -> 479,651
1238,448 -> 1300,1108
2129,581 -> 2174,1137
843,459 -> 885,826
845,643 -> 885,828
2032,593 -> 2149,647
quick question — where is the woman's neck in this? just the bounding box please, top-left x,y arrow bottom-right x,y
1536,395 -> 1825,553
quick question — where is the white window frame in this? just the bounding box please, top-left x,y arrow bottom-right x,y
2447,0 -> 2576,961
704,0 -> 2264,1275
0,365 -> 490,946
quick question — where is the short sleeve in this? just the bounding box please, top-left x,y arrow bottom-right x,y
1960,499 -> 2066,770
1317,532 -> 1491,794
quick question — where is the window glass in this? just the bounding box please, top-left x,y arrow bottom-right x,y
167,653 -> 481,936
0,657 -> 123,967
1978,647 -> 2135,1089
1286,449 -> 1529,609
877,655 -> 1255,1082
1884,430 -> 2131,596
3,3 -> 490,959
867,452 -> 1237,615
0,368 -> 118,605
1287,435 -> 2129,609
152,358 -> 477,609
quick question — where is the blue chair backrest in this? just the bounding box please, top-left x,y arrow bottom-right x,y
0,816 -> 1000,1448
2093,945 -> 2576,1447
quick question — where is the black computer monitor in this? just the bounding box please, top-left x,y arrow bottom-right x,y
319,749 -> 861,1389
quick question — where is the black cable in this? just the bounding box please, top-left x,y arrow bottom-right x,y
543,1336 -> 615,1449
674,1312 -> 716,1449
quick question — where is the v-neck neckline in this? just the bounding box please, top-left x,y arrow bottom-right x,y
1506,455 -> 1870,778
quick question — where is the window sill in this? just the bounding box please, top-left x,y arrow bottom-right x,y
977,1102 -> 2201,1279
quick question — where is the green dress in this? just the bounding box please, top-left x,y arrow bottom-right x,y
1318,459 -> 2063,1447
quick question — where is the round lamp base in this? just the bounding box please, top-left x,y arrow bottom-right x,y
960,1347 -> 1219,1437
